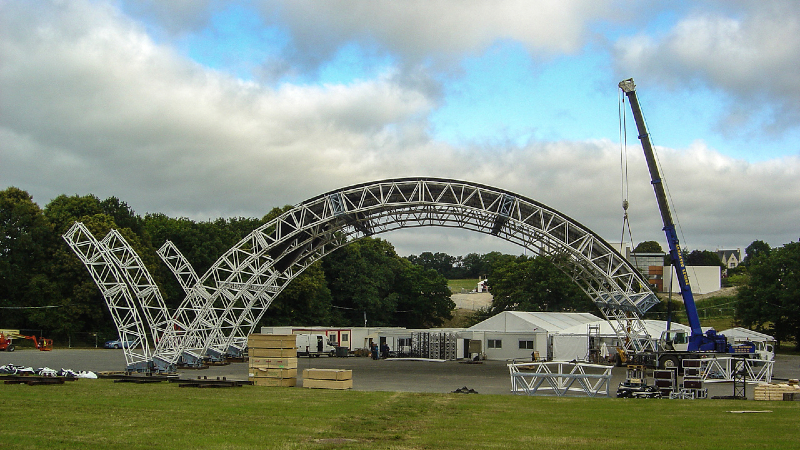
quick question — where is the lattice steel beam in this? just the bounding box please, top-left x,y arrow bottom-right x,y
62,223 -> 153,371
159,178 -> 659,363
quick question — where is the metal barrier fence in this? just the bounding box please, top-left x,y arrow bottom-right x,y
508,361 -> 613,397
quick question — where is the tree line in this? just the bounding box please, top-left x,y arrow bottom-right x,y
0,187 -> 454,342
2,187 -> 797,348
633,240 -> 729,268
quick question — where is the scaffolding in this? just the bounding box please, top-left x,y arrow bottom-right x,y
411,331 -> 458,360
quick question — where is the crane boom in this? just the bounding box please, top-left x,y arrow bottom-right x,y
618,78 -> 706,351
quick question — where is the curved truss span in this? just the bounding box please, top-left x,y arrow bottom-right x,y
161,178 -> 659,364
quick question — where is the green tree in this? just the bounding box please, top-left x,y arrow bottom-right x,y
263,262 -> 334,326
0,187 -> 53,328
405,252 -> 456,278
323,237 -> 454,328
487,255 -> 592,314
42,194 -> 158,339
460,252 -> 489,278
634,241 -> 663,253
685,249 -> 724,267
323,237 -> 404,327
744,240 -> 771,266
736,241 -> 800,349
392,261 -> 454,328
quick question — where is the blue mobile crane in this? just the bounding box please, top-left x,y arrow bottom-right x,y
618,79 -> 754,369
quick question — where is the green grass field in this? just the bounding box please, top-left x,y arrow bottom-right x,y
448,279 -> 480,293
2,379 -> 798,449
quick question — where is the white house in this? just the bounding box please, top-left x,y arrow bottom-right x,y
716,249 -> 742,269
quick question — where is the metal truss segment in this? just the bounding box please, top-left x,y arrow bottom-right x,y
62,223 -> 153,371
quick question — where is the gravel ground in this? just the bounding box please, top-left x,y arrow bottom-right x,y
2,348 -> 798,399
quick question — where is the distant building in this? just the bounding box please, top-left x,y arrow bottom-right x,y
622,250 -> 721,294
716,249 -> 742,269
628,252 -> 667,291
628,252 -> 667,273
663,265 -> 721,295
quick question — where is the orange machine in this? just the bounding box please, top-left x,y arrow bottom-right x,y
0,331 -> 53,352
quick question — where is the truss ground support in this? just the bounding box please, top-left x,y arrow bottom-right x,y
151,356 -> 177,373
733,357 -> 747,399
508,361 -> 613,397
178,350 -> 207,368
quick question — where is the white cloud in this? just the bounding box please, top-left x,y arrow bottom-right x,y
251,0 -> 619,73
613,1 -> 800,137
1,0 -> 798,258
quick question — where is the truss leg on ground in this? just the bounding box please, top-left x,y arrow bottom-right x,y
62,223 -> 153,372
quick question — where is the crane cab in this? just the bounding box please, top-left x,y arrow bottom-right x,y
659,330 -> 688,352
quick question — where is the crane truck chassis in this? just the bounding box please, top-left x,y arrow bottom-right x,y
618,78 -> 756,371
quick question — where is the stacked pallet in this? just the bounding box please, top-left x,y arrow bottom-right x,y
302,368 -> 353,390
754,381 -> 800,401
248,334 -> 297,387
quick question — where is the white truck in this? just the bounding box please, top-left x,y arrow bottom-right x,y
296,333 -> 337,357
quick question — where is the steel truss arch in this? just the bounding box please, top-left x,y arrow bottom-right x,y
63,223 -> 153,371
166,178 -> 659,365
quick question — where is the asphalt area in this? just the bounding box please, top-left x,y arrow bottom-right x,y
2,348 -> 798,399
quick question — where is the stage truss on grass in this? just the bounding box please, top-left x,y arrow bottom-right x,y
508,361 -> 614,397
66,177 -> 659,371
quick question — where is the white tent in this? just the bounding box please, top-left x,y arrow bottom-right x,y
720,327 -> 775,342
468,311 -> 601,333
552,320 -> 692,362
464,312 -> 601,361
558,319 -> 691,338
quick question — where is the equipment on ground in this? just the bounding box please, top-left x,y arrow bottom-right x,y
618,78 -> 755,369
616,365 -> 661,398
0,331 -> 53,351
0,331 -> 16,352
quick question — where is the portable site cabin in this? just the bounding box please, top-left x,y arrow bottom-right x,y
259,326 -> 406,353
463,311 -> 601,361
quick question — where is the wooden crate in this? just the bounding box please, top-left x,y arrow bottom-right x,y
248,334 -> 296,349
303,378 -> 353,390
249,367 -> 297,378
302,368 -> 352,381
252,377 -> 296,387
754,383 -> 800,401
250,347 -> 297,358
249,357 -> 298,369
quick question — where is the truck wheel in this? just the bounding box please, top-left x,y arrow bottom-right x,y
660,355 -> 679,370
7,345 -> 14,352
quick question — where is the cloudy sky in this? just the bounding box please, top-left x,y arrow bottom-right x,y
1,0 -> 798,257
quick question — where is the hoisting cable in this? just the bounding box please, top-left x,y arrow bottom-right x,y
619,90 -> 636,265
